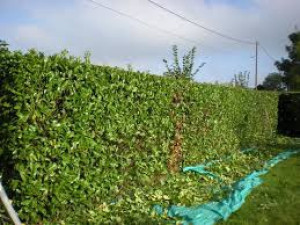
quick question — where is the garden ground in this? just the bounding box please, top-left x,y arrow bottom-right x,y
219,145 -> 300,225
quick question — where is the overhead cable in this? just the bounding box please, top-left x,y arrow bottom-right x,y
259,43 -> 277,63
146,0 -> 256,45
85,0 -> 203,46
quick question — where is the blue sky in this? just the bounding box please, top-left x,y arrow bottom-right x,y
1,0 -> 300,87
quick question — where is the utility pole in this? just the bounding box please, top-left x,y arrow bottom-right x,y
255,41 -> 258,89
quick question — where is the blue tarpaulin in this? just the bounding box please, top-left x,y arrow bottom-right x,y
154,149 -> 300,225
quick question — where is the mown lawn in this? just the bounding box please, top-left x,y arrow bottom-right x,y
219,151 -> 300,225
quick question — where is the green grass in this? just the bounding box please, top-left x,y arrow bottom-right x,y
219,151 -> 300,225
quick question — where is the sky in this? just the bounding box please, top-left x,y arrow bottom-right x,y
1,0 -> 300,87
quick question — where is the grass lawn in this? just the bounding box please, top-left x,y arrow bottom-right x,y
219,151 -> 300,225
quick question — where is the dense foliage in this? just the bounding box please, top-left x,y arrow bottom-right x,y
0,45 -> 278,224
275,31 -> 300,91
277,93 -> 300,137
260,73 -> 286,91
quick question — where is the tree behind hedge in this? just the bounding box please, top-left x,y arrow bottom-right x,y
275,31 -> 300,91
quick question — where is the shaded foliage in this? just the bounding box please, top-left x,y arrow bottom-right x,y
277,93 -> 300,137
275,31 -> 300,91
261,73 -> 286,91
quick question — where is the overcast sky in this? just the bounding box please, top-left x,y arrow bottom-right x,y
1,0 -> 300,86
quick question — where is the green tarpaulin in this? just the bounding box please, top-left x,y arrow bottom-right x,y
154,149 -> 300,225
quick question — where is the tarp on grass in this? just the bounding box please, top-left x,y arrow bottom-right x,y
154,149 -> 300,225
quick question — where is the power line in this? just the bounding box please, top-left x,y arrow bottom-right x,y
259,43 -> 277,63
146,0 -> 256,45
84,0 -> 265,86
85,0 -> 203,46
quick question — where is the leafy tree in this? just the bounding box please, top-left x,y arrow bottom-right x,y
163,45 -> 205,80
261,72 -> 286,91
231,71 -> 250,88
256,84 -> 265,90
275,31 -> 300,91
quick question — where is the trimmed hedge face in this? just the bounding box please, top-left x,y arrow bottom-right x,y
182,84 -> 278,166
0,48 -> 278,223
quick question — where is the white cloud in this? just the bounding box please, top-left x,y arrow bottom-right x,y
1,0 -> 300,86
14,25 -> 53,47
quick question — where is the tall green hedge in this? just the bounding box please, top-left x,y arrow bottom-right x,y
0,47 -> 278,224
183,83 -> 278,166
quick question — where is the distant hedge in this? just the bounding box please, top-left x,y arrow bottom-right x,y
0,47 -> 278,224
277,93 -> 300,137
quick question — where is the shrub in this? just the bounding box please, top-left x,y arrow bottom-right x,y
277,93 -> 300,137
0,47 -> 278,224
